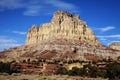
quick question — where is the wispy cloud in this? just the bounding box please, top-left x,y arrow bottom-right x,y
99,38 -> 107,41
23,5 -> 41,16
97,34 -> 120,45
95,26 -> 115,32
0,36 -> 21,51
43,0 -> 76,10
12,31 -> 26,35
0,0 -> 78,16
109,41 -> 120,43
92,26 -> 118,45
0,38 -> 17,43
97,34 -> 120,38
0,0 -> 26,10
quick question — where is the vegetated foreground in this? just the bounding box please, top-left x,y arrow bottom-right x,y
0,59 -> 120,80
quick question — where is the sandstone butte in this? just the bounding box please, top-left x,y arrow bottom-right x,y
26,10 -> 99,46
0,10 -> 120,62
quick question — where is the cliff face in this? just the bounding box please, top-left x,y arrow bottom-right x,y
109,42 -> 120,50
26,10 -> 99,46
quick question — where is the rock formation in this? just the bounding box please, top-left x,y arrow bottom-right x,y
109,42 -> 120,50
26,10 -> 99,46
0,10 -> 119,62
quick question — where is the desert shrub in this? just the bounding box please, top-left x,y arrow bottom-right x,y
68,60 -> 73,64
83,64 -> 98,77
79,68 -> 87,77
68,64 -> 98,77
55,67 -> 68,75
0,61 -> 20,75
68,67 -> 80,76
0,62 -> 10,73
97,71 -> 107,78
106,62 -> 120,80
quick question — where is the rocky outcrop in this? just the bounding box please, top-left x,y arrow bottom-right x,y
109,42 -> 120,50
26,10 -> 99,46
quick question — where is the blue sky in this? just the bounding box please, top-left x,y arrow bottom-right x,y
0,0 -> 120,50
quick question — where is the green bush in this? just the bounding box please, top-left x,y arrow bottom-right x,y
97,71 -> 106,78
0,61 -> 19,75
0,62 -> 12,74
68,67 -> 80,76
79,68 -> 87,77
68,64 -> 98,77
106,62 -> 120,80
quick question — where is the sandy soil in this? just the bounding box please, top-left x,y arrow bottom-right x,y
0,74 -> 108,80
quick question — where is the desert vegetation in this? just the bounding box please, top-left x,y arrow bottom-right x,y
0,58 -> 120,80
55,59 -> 120,80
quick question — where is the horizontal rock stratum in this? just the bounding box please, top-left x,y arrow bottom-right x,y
26,10 -> 100,46
0,10 -> 120,62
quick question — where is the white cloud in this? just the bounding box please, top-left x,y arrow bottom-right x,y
97,34 -> 120,45
95,26 -> 115,32
0,36 -> 21,51
97,34 -> 120,38
0,0 -> 25,10
12,31 -> 26,35
0,38 -> 17,43
0,43 -> 20,51
109,41 -> 120,43
43,0 -> 76,10
0,0 -> 78,16
99,38 -> 107,41
23,5 -> 41,16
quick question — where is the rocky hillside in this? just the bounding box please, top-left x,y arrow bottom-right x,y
109,42 -> 120,50
0,10 -> 119,62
